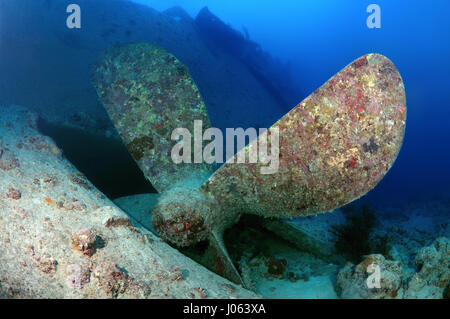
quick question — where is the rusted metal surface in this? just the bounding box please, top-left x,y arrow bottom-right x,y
202,53 -> 406,219
92,43 -> 215,193
94,48 -> 406,285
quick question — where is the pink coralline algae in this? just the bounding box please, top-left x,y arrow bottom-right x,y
7,188 -> 21,200
66,263 -> 91,289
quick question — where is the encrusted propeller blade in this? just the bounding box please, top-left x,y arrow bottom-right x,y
92,42 -> 215,193
201,53 -> 406,218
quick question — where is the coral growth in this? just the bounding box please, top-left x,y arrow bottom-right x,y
405,237 -> 449,298
69,173 -> 92,190
71,229 -> 98,257
336,254 -> 403,299
336,237 -> 450,299
93,262 -> 131,298
66,262 -> 91,289
7,188 -> 21,200
0,150 -> 20,170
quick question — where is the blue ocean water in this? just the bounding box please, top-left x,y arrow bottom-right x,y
135,0 -> 450,206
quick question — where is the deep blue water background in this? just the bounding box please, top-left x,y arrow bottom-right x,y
135,0 -> 450,206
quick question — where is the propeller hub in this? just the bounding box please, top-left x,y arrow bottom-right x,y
152,188 -> 212,247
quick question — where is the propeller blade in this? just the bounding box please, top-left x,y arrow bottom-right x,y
206,231 -> 246,286
92,42 -> 215,193
201,54 -> 406,218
